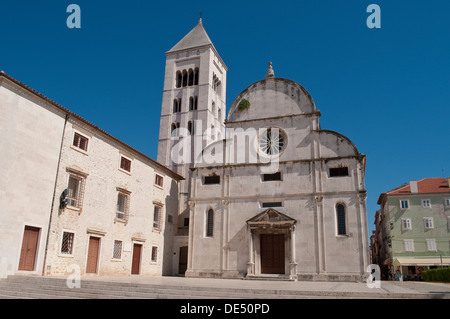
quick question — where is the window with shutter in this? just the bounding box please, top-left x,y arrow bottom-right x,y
73,132 -> 89,152
120,156 -> 131,172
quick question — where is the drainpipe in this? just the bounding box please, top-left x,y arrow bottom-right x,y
42,113 -> 69,275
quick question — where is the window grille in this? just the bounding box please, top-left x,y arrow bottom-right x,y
151,246 -> 158,262
61,232 -> 74,255
113,240 -> 122,259
153,205 -> 162,230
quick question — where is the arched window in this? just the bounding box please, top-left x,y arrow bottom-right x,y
176,71 -> 182,88
188,69 -> 194,86
173,99 -> 178,113
206,209 -> 214,237
193,96 -> 198,110
189,97 -> 194,111
171,122 -> 180,137
336,203 -> 346,235
187,121 -> 193,135
182,70 -> 187,87
194,68 -> 199,85
171,123 -> 177,136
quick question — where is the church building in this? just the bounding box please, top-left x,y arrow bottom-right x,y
158,19 -> 370,281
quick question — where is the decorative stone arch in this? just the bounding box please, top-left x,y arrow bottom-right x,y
246,208 -> 297,280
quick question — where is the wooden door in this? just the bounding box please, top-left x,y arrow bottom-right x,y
131,244 -> 142,275
260,234 -> 285,274
178,246 -> 188,275
86,237 -> 100,273
18,226 -> 40,271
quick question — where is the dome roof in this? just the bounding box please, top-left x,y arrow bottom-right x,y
227,76 -> 317,123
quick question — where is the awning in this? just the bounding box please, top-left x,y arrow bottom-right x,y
394,257 -> 450,266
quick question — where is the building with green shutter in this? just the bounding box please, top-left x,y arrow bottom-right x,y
373,178 -> 450,280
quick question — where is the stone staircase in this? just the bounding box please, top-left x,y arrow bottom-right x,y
0,275 -> 447,299
0,275 -> 302,299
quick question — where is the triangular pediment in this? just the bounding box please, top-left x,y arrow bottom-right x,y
246,208 -> 296,229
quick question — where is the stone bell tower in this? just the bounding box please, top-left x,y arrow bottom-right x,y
157,18 -> 227,274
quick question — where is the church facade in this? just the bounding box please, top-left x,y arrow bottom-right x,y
158,20 -> 370,281
0,19 -> 369,282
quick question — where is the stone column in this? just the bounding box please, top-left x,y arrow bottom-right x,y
247,228 -> 255,276
187,200 -> 195,271
289,225 -> 298,280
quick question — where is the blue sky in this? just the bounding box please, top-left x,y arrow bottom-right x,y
1,0 -> 449,235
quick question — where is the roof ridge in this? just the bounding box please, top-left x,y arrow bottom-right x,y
0,71 -> 184,181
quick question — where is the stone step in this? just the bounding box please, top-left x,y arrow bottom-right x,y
245,274 -> 293,281
0,275 -> 442,299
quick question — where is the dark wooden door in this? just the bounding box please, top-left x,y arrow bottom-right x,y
260,234 -> 285,274
178,246 -> 188,275
86,237 -> 100,273
131,244 -> 142,275
18,226 -> 40,271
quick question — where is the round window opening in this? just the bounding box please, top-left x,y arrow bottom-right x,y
258,127 -> 286,156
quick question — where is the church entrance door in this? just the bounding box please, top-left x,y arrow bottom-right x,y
260,234 -> 285,274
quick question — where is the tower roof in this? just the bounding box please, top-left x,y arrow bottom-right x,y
167,19 -> 215,53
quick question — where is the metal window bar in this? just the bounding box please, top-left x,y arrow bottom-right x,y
61,232 -> 74,254
113,241 -> 122,259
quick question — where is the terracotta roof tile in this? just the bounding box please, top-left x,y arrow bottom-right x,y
386,177 -> 450,195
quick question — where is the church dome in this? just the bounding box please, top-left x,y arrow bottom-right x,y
227,63 -> 317,123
